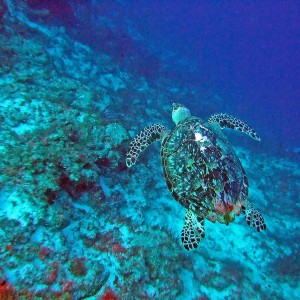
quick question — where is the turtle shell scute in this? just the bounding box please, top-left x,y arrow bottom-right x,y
161,117 -> 248,218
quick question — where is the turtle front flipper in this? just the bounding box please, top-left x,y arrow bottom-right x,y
126,124 -> 168,167
208,113 -> 261,141
243,200 -> 266,232
181,210 -> 205,250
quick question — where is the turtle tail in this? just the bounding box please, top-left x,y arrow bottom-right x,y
126,124 -> 168,168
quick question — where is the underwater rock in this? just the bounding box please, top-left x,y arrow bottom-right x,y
104,123 -> 129,147
99,73 -> 126,92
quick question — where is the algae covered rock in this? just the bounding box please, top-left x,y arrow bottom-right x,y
105,123 -> 129,147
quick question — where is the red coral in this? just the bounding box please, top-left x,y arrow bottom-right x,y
70,258 -> 87,276
111,242 -> 127,254
96,157 -> 111,168
38,246 -> 53,260
6,244 -> 13,252
58,174 -> 96,200
0,278 -> 16,300
44,188 -> 57,205
100,287 -> 119,300
44,261 -> 59,285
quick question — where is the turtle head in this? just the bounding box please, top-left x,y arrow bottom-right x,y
172,103 -> 191,125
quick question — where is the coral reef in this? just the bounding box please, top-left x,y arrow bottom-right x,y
0,1 -> 299,299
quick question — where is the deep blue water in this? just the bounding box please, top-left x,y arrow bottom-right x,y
27,1 -> 300,153
131,1 -> 300,149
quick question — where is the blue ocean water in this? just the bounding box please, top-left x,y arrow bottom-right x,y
0,1 -> 299,299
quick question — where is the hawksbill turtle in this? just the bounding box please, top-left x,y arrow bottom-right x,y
126,103 -> 266,250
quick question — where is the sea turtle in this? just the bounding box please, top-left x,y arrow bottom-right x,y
126,103 -> 266,250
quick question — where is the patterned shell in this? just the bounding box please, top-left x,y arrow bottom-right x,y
161,116 -> 249,221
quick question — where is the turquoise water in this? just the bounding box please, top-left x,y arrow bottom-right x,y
0,1 -> 299,299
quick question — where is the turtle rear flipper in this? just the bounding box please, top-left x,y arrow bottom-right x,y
243,200 -> 266,232
181,210 -> 205,250
208,113 -> 261,141
126,124 -> 168,167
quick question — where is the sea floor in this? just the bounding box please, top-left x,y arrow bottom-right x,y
0,4 -> 299,300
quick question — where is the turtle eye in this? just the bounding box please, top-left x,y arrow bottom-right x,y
172,103 -> 183,110
172,103 -> 179,111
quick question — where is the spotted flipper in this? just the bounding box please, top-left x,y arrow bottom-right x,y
243,200 -> 266,232
126,124 -> 168,168
208,113 -> 261,141
181,210 -> 205,250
